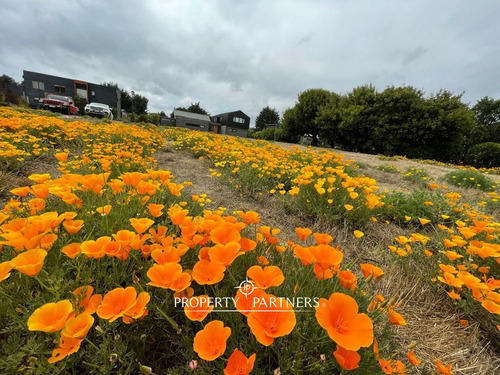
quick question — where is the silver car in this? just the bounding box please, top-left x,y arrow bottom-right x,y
84,102 -> 113,119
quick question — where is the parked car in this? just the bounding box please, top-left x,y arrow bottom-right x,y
41,94 -> 79,115
84,102 -> 113,119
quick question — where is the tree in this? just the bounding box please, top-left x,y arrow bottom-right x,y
0,74 -> 18,88
470,96 -> 500,145
281,89 -> 331,146
130,91 -> 148,115
279,106 -> 302,143
316,92 -> 343,147
171,102 -> 210,117
255,106 -> 280,131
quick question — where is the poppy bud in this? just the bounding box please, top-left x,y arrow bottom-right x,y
407,341 -> 418,349
139,364 -> 152,375
320,354 -> 326,361
109,353 -> 118,363
95,325 -> 104,334
294,282 -> 299,295
273,368 -> 281,375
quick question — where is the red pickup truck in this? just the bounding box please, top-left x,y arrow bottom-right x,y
41,94 -> 79,115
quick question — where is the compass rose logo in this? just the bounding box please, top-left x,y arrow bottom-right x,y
236,276 -> 258,298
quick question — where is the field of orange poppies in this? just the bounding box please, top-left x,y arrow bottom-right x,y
0,107 -> 499,374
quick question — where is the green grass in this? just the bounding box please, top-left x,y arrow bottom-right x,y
442,169 -> 497,192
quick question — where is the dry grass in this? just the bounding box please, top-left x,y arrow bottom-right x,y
157,146 -> 500,374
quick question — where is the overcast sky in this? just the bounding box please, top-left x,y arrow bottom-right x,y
1,0 -> 499,125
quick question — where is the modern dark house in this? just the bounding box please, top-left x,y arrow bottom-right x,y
211,110 -> 250,137
20,70 -> 120,112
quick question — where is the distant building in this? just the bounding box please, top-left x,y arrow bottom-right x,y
172,109 -> 213,131
211,110 -> 250,137
20,70 -> 121,113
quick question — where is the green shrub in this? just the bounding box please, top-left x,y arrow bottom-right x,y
466,142 -> 500,168
402,167 -> 430,183
377,188 -> 463,225
376,164 -> 398,173
254,127 -> 277,140
442,169 -> 497,191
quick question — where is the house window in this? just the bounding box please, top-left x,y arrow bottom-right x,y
54,85 -> 66,94
231,128 -> 237,132
233,117 -> 245,124
32,81 -> 44,90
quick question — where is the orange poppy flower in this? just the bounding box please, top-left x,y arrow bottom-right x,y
147,263 -> 192,291
291,244 -> 314,266
120,171 -> 146,186
295,227 -> 312,241
81,236 -> 111,259
360,263 -> 384,281
239,237 -> 257,252
184,295 -> 213,322
192,260 -> 226,285
28,198 -> 45,215
353,230 -> 364,239
236,210 -> 261,225
338,270 -> 357,292
310,244 -> 343,272
208,242 -> 244,267
112,230 -> 136,249
379,358 -> 407,374
224,349 -> 256,375
407,350 -> 421,366
10,186 -> 30,197
333,345 -> 361,370
30,184 -> 49,199
10,248 -> 48,276
247,265 -> 284,290
0,261 -> 13,282
61,243 -> 81,259
96,205 -> 111,216
313,232 -> 333,245
482,299 -> 500,314
123,291 -> 150,323
168,205 -> 189,225
61,312 -> 94,339
63,220 -> 84,235
96,287 -> 137,322
48,337 -> 82,364
210,221 -> 242,245
436,359 -> 452,375
315,292 -> 373,351
72,285 -> 102,315
151,247 -> 181,264
54,152 -> 69,162
388,309 -> 406,326
147,203 -> 164,218
247,295 -> 296,346
130,218 -> 155,235
193,320 -> 231,361
28,300 -> 73,332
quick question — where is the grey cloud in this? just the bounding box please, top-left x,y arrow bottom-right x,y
1,0 -> 500,124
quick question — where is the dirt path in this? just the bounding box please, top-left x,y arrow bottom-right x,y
156,145 -> 500,374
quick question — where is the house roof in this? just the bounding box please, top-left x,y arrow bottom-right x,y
173,109 -> 211,121
213,110 -> 249,118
